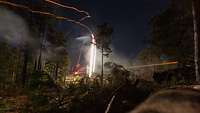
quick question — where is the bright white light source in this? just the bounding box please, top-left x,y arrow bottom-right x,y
88,34 -> 96,77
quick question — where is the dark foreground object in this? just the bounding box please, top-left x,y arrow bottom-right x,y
130,88 -> 200,113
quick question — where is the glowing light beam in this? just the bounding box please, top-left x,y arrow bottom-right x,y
0,0 -> 92,34
130,61 -> 178,69
88,34 -> 96,77
45,0 -> 91,21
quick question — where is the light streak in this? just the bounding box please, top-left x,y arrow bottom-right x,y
130,61 -> 178,69
92,34 -> 96,72
89,42 -> 94,77
45,0 -> 91,21
0,0 -> 29,9
88,34 -> 96,77
0,0 -> 92,34
93,43 -> 96,72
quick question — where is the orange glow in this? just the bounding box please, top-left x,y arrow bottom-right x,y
131,61 -> 178,69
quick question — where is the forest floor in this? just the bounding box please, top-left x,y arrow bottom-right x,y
0,80 -> 159,113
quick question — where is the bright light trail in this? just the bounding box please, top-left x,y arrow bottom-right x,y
45,0 -> 91,21
0,0 -> 29,10
93,43 -> 96,72
130,61 -> 178,69
0,0 -> 92,34
88,34 -> 96,77
89,42 -> 94,77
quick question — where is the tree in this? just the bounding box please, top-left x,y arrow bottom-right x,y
0,41 -> 22,88
150,1 -> 199,64
192,0 -> 199,82
95,23 -> 113,86
149,0 -> 200,82
104,62 -> 130,87
0,0 -> 69,87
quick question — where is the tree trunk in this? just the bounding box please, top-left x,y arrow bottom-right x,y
192,0 -> 199,82
34,59 -> 37,71
55,63 -> 59,82
21,46 -> 28,88
37,24 -> 47,71
101,45 -> 104,86
37,48 -> 42,70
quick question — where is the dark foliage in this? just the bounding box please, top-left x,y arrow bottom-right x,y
153,66 -> 196,85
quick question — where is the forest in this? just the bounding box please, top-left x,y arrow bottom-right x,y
0,0 -> 200,113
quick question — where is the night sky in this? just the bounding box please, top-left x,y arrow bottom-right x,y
59,0 -> 170,65
65,0 -> 169,57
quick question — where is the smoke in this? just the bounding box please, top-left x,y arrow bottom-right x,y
41,41 -> 67,61
76,36 -> 90,43
91,46 -> 133,73
76,35 -> 133,74
76,35 -> 177,78
0,7 -> 35,47
0,7 -> 68,65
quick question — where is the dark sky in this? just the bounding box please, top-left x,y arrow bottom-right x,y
61,0 -> 169,65
66,0 -> 169,57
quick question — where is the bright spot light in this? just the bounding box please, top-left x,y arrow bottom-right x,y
88,34 -> 96,77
